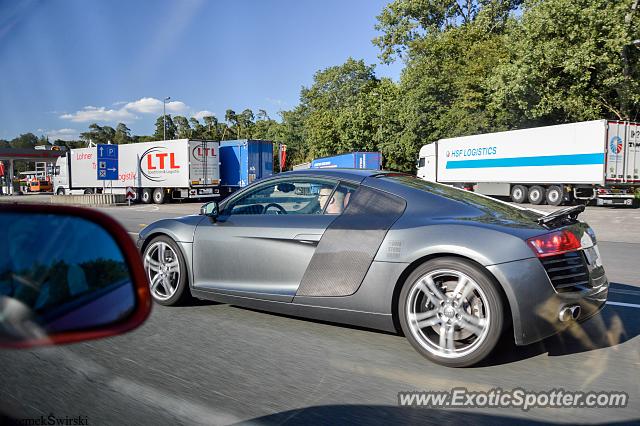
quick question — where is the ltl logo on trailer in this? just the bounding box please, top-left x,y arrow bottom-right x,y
140,146 -> 181,182
191,144 -> 217,161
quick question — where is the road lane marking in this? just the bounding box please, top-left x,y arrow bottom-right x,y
606,301 -> 640,309
608,288 -> 640,296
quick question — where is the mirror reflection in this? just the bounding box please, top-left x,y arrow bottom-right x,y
0,213 -> 135,343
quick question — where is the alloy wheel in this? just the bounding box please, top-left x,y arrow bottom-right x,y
405,269 -> 490,359
144,241 -> 181,301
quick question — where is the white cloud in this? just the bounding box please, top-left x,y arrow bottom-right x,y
125,97 -> 187,114
60,106 -> 136,123
192,110 -> 215,120
60,97 -> 189,123
46,128 -> 79,141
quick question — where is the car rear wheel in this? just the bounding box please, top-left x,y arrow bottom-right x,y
141,188 -> 152,204
510,185 -> 528,203
546,185 -> 563,206
528,185 -> 545,205
398,257 -> 504,367
143,236 -> 189,305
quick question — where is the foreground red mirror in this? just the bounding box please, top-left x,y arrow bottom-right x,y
0,204 -> 151,348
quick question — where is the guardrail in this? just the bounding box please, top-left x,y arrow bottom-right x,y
50,194 -> 126,206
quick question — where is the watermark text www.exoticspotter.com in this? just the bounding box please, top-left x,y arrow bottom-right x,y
398,388 -> 628,412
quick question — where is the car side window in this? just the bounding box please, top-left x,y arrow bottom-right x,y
322,182 -> 357,215
224,179 -> 339,216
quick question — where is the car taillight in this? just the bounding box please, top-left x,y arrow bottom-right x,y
527,230 -> 582,257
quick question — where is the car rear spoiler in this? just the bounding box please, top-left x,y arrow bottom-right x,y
537,205 -> 586,227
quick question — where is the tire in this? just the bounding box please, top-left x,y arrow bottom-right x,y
398,257 -> 505,367
83,188 -> 93,195
56,187 -> 65,195
528,185 -> 545,205
141,188 -> 152,204
510,185 -> 528,204
142,236 -> 190,306
153,188 -> 165,204
546,185 -> 563,206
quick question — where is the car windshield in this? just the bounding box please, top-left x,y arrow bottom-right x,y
1,1 -> 638,425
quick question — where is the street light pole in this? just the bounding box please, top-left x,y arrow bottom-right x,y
163,96 -> 171,140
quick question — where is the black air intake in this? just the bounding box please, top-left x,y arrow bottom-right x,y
540,251 -> 590,293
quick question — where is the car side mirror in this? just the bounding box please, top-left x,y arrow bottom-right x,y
0,204 -> 151,348
200,201 -> 219,217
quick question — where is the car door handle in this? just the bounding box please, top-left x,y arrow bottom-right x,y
293,234 -> 322,244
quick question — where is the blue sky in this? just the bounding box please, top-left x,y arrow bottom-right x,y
0,0 -> 403,141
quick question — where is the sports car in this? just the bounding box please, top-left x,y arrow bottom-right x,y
137,169 -> 609,367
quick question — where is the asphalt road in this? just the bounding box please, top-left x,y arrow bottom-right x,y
1,201 -> 639,425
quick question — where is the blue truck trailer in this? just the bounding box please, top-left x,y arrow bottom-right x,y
310,152 -> 382,170
220,140 -> 273,195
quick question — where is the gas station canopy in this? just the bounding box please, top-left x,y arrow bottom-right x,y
0,147 -> 64,161
0,147 -> 64,195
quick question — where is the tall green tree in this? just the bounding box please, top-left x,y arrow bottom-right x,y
174,115 -> 192,139
189,117 -> 206,138
373,0 -> 521,63
238,109 -> 255,138
490,0 -> 640,122
202,116 -> 220,139
114,123 -> 132,144
224,109 -> 239,139
154,114 -> 176,140
10,133 -> 39,148
80,124 -> 116,144
299,58 -> 379,158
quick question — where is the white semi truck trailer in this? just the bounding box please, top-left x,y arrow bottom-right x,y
417,120 -> 640,206
53,139 -> 220,203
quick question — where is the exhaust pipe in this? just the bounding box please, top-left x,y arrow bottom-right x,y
559,305 -> 581,322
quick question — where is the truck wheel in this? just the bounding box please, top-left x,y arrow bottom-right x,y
153,188 -> 165,204
510,185 -> 528,203
546,185 -> 563,206
141,188 -> 153,204
83,188 -> 93,195
528,185 -> 545,205
56,188 -> 65,195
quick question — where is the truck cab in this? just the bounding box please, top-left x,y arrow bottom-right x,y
417,144 -> 436,182
53,155 -> 70,195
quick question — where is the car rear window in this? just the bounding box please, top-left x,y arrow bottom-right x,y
381,175 -> 541,223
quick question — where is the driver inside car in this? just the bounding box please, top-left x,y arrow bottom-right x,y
319,187 -> 347,215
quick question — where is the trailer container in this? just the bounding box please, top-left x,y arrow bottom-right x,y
310,152 -> 382,170
417,120 -> 640,206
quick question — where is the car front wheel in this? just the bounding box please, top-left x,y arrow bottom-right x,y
398,257 -> 504,367
143,236 -> 189,305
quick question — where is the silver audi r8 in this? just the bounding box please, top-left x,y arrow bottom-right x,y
137,169 -> 608,367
